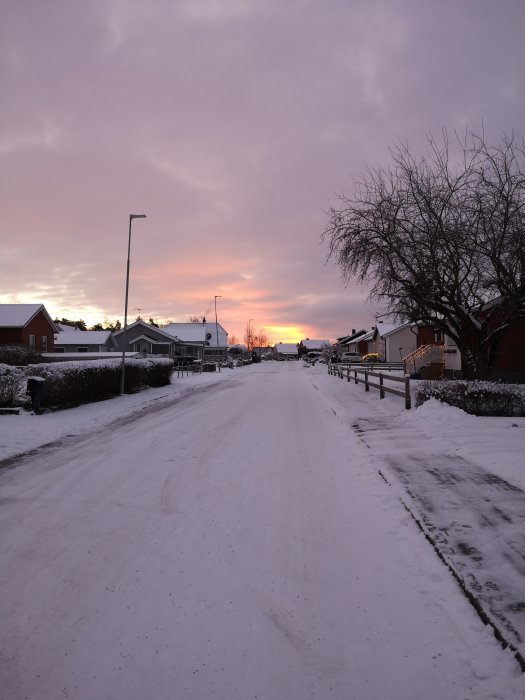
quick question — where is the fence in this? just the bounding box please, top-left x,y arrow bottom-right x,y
328,363 -> 411,409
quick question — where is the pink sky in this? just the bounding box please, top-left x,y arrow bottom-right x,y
2,1 -> 524,343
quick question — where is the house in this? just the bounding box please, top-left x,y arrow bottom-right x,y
336,329 -> 369,356
298,339 -> 331,357
365,323 -> 404,360
0,303 -> 57,353
53,329 -> 118,353
444,316 -> 525,382
163,321 -> 229,361
336,329 -> 365,355
113,320 -> 200,360
273,342 -> 299,360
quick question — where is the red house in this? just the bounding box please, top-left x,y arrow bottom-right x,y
0,304 -> 57,353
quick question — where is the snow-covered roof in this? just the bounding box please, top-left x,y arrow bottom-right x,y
301,339 -> 331,350
274,343 -> 298,354
54,330 -> 114,345
358,330 -> 374,342
380,321 -> 414,338
164,323 -> 206,343
0,303 -> 55,329
163,322 -> 228,346
373,323 -> 403,338
337,329 -> 367,344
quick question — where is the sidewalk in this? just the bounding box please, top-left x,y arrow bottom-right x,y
313,364 -> 525,669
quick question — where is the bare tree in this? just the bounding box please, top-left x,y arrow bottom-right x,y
323,130 -> 525,379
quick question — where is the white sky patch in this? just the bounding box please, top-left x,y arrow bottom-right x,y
179,0 -> 254,22
0,121 -> 62,157
149,155 -> 223,192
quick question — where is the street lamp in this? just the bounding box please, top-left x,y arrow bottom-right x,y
120,214 -> 146,395
214,295 -> 222,371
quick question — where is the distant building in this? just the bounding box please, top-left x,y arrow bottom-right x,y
273,342 -> 299,360
163,320 -> 228,361
53,329 -> 117,353
298,339 -> 331,356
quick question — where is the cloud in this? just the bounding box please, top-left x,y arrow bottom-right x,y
1,0 -> 524,342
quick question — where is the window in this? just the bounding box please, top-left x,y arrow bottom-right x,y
77,347 -> 89,352
42,336 -> 48,352
29,334 -> 35,350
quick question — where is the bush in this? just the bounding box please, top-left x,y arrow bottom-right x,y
0,344 -> 42,366
415,379 -> 525,417
24,358 -> 174,409
0,363 -> 25,407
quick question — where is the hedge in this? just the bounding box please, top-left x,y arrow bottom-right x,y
23,358 -> 174,409
0,344 -> 42,366
0,363 -> 25,407
415,379 -> 525,417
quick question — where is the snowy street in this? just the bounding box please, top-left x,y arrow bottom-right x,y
0,362 -> 523,699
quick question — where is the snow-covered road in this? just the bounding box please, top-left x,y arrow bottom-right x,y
0,362 -> 522,699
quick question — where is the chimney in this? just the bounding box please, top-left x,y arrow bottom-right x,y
352,328 -> 355,334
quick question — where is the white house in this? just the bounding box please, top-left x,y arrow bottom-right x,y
273,342 -> 299,360
381,322 -> 419,362
163,321 -> 228,360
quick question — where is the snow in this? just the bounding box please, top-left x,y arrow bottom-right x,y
405,396 -> 525,490
0,363 -> 523,699
54,330 -> 113,344
0,303 -> 44,327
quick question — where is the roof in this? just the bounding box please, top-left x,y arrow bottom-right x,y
0,303 -> 56,329
54,330 -> 114,345
163,323 -> 206,343
337,329 -> 367,344
380,321 -> 414,338
373,323 -> 404,338
274,343 -> 298,354
163,322 -> 228,346
113,320 -> 180,343
358,330 -> 374,342
300,339 -> 331,350
127,334 -> 172,345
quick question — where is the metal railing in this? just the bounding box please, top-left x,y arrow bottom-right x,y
328,363 -> 411,409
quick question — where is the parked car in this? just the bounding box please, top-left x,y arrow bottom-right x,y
340,352 -> 362,363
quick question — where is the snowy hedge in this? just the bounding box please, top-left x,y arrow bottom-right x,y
415,380 -> 525,417
0,363 -> 25,407
24,358 -> 174,408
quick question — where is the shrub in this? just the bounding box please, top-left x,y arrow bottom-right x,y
24,358 -> 174,409
415,379 -> 525,417
0,363 -> 25,407
0,344 -> 42,366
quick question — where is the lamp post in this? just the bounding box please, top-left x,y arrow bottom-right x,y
120,214 -> 146,395
214,295 -> 222,371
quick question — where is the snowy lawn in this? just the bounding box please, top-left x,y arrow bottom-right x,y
0,362 -> 524,699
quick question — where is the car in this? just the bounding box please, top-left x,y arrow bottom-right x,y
340,352 -> 362,363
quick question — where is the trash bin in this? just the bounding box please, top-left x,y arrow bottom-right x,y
26,376 -> 45,413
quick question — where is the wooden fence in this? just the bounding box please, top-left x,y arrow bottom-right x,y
328,363 -> 411,409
